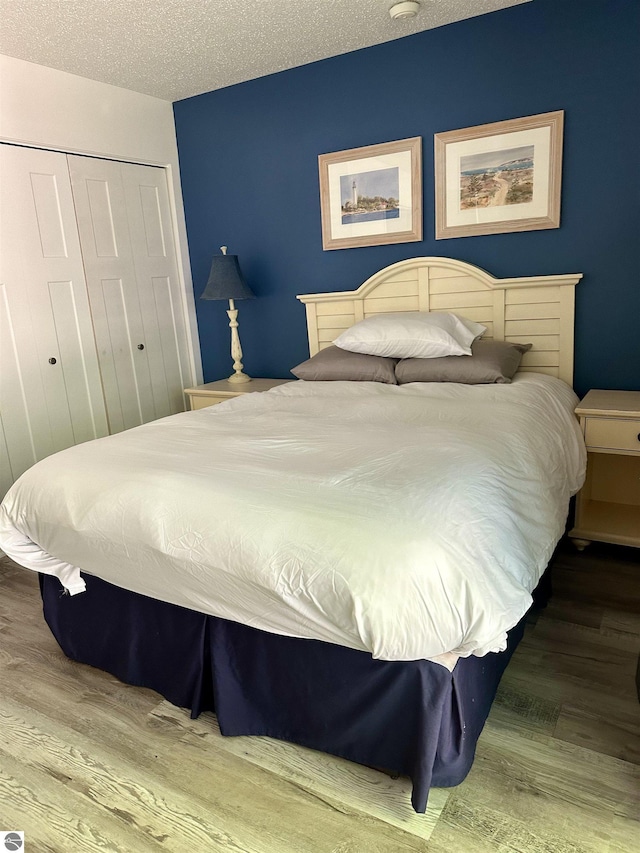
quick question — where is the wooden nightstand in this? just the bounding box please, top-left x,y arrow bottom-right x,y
570,389 -> 640,549
184,378 -> 291,410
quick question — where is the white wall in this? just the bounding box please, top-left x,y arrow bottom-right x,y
0,54 -> 202,382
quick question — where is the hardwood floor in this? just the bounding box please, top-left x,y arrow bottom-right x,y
0,541 -> 638,852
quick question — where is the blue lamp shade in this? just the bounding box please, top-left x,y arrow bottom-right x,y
201,252 -> 255,301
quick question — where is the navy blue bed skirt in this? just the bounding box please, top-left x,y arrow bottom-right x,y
39,572 -> 527,812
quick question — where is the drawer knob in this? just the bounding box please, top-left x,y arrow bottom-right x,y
48,357 -> 57,364
137,344 -> 145,350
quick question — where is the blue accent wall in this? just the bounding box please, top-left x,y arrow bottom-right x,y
174,0 -> 639,396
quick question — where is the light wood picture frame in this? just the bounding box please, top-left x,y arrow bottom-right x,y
318,137 -> 422,251
434,111 -> 564,240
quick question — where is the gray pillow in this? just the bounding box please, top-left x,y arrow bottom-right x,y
291,345 -> 398,384
395,339 -> 532,385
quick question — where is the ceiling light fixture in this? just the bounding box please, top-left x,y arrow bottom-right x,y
389,1 -> 421,20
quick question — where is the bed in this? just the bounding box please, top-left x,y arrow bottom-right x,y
0,257 -> 585,813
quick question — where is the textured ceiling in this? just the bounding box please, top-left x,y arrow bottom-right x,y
0,0 -> 530,102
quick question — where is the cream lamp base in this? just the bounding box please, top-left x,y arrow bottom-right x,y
227,371 -> 251,384
227,298 -> 251,383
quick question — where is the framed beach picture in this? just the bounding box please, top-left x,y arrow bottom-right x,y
434,111 -> 564,239
318,137 -> 422,250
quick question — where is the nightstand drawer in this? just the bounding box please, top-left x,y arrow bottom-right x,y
190,395 -> 229,409
584,417 -> 640,453
185,378 -> 291,411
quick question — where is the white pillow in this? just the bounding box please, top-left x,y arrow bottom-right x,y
334,312 -> 486,359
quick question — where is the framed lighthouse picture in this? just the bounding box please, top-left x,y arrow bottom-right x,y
318,137 -> 422,250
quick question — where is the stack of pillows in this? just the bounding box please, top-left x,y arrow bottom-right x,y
291,312 -> 532,385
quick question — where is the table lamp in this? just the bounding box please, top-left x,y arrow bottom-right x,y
201,246 -> 255,383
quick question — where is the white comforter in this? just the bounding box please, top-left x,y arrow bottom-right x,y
0,374 -> 585,666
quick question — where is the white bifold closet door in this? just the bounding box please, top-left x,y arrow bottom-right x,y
0,143 -> 192,493
0,144 -> 110,484
68,154 -> 191,433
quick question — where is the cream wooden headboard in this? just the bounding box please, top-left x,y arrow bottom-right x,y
297,257 -> 582,385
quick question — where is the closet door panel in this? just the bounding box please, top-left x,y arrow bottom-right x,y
97,277 -> 149,433
68,156 -> 156,432
146,276 -> 187,416
48,279 -> 109,445
0,413 -> 13,497
0,144 -> 109,484
0,269 -> 46,474
122,163 -> 190,417
0,279 -> 43,475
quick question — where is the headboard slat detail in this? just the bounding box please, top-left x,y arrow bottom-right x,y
298,257 -> 582,385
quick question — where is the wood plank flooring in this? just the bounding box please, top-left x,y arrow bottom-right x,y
0,540 -> 638,852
